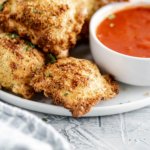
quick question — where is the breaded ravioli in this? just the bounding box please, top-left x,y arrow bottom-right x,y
31,57 -> 118,117
0,0 -> 86,58
0,33 -> 45,99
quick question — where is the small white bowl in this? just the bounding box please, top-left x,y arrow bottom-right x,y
90,1 -> 150,86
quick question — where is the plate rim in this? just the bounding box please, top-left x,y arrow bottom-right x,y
0,90 -> 150,117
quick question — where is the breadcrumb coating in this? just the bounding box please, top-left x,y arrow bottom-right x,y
0,32 -> 45,99
0,0 -> 86,58
31,57 -> 119,117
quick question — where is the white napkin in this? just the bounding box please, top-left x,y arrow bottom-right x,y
0,101 -> 71,150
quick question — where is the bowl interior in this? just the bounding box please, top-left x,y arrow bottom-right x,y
90,1 -> 150,60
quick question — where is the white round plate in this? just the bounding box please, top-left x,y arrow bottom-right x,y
0,83 -> 150,117
1,43 -> 150,117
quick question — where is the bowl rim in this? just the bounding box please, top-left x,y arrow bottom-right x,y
90,1 -> 150,61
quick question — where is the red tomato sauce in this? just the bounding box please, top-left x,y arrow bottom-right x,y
97,7 -> 150,58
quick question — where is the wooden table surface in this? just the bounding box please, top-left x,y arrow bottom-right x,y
35,106 -> 150,150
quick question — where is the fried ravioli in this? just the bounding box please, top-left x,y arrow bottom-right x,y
0,32 -> 45,99
0,0 -> 86,58
31,57 -> 119,117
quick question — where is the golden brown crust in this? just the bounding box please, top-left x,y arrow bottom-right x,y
102,75 -> 119,100
0,0 -> 86,58
0,32 -> 45,99
31,57 -> 119,117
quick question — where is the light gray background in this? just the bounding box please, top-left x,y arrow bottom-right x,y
36,106 -> 150,150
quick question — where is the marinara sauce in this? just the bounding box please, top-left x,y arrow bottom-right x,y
97,7 -> 150,57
